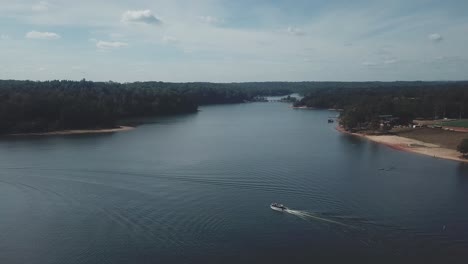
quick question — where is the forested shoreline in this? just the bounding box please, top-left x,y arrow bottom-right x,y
0,80 -> 301,134
294,81 -> 468,130
0,80 -> 248,134
2,79 -> 468,134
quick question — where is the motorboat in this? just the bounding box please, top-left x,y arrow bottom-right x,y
270,203 -> 288,212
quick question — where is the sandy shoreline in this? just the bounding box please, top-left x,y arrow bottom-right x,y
336,126 -> 468,163
8,126 -> 134,136
289,106 -> 316,109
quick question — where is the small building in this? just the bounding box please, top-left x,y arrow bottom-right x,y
379,115 -> 399,130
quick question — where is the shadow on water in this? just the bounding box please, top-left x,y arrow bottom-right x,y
456,163 -> 468,177
121,111 -> 199,127
338,133 -> 366,150
456,163 -> 468,192
0,133 -> 119,152
337,134 -> 368,165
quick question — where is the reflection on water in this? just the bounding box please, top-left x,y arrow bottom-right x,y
338,133 -> 366,149
456,163 -> 468,177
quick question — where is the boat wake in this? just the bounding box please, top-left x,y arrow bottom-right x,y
284,209 -> 358,229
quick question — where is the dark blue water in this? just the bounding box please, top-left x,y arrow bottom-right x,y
1,102 -> 468,263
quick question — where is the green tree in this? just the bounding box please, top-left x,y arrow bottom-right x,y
457,139 -> 468,157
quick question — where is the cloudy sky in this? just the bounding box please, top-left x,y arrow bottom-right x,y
0,0 -> 467,82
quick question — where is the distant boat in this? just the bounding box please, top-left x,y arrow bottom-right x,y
270,203 -> 288,212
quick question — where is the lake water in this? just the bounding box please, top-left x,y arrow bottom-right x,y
1,102 -> 468,263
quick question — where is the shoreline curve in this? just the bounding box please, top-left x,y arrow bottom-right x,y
336,126 -> 468,164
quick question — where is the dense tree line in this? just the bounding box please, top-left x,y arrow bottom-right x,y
294,82 -> 468,130
2,79 -> 468,133
0,80 -> 197,133
0,80 -> 279,134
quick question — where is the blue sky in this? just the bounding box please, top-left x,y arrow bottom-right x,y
0,0 -> 467,82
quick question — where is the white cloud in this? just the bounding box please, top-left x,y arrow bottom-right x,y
1,1 -> 467,82
109,33 -> 125,39
32,1 -> 50,12
162,35 -> 178,44
25,31 -> 60,39
121,10 -> 161,25
428,33 -> 443,42
286,26 -> 305,36
362,61 -> 378,67
0,34 -> 10,40
384,58 -> 398,64
362,58 -> 398,67
198,16 -> 223,25
96,41 -> 128,50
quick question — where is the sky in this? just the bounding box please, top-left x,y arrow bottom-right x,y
0,0 -> 467,82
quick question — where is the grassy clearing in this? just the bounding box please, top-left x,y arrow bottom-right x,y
439,120 -> 468,128
395,128 -> 467,150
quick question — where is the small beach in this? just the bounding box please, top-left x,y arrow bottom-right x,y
9,126 -> 134,136
336,126 -> 468,163
365,135 -> 467,163
289,106 -> 315,109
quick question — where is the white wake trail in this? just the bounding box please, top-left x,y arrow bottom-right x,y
285,209 -> 356,228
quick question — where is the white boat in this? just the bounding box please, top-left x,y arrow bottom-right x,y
270,203 -> 288,212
